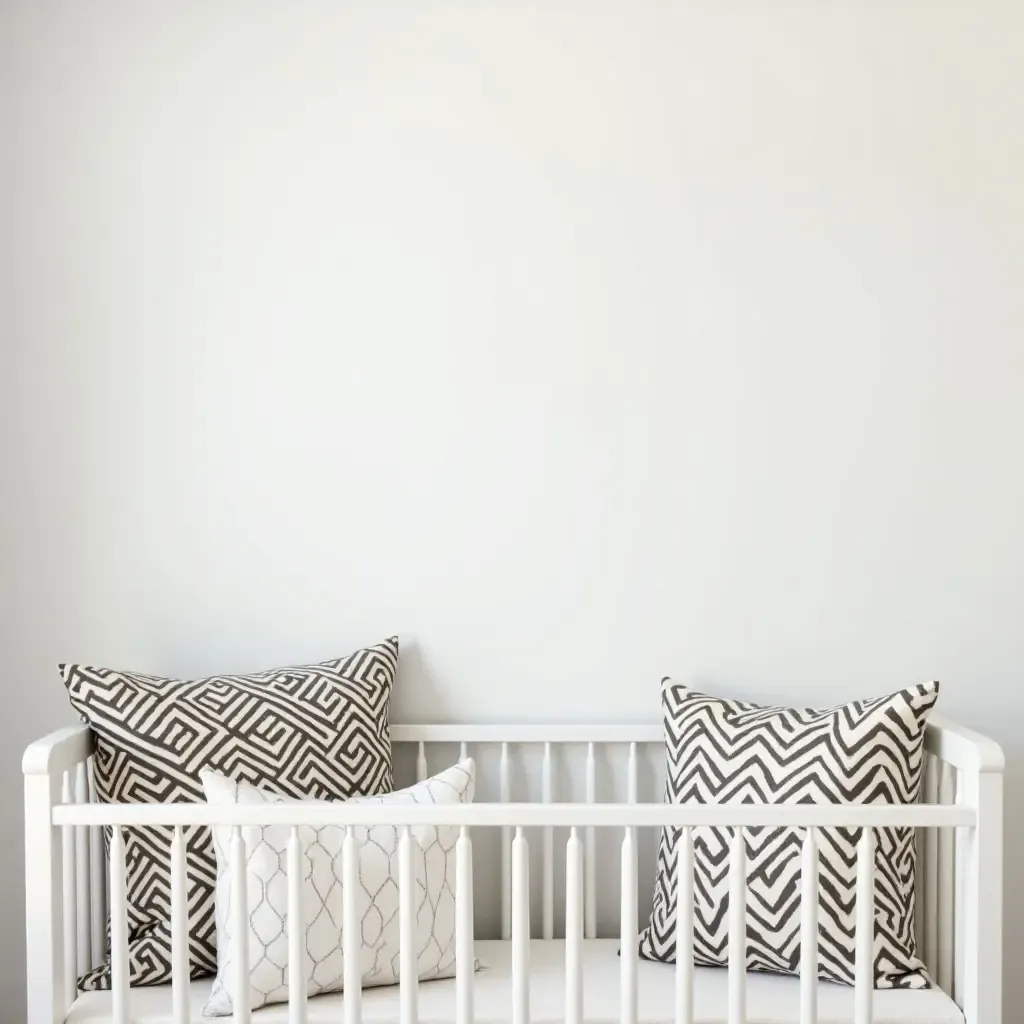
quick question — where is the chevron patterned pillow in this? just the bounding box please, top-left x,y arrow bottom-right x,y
637,678 -> 939,988
60,636 -> 399,991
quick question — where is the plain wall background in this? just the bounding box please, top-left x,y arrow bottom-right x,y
2,0 -> 1022,1014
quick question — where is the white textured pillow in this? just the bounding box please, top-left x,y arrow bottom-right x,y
202,759 -> 476,1016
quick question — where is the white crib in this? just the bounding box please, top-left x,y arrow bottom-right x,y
24,719 -> 1003,1024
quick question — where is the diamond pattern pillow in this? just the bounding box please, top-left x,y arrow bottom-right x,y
201,758 -> 476,1016
61,637 -> 398,990
637,678 -> 939,988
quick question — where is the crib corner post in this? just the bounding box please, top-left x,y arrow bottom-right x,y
962,766 -> 1002,1024
24,769 -> 67,1024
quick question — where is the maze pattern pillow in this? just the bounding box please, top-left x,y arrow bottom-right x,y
637,678 -> 939,988
202,759 -> 476,1016
61,637 -> 398,990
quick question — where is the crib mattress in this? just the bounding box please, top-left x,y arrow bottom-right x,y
66,940 -> 964,1024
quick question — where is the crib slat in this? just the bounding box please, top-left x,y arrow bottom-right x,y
728,829 -> 746,1024
620,827 -> 638,1024
542,742 -> 554,940
501,742 -> 512,941
914,818 -> 926,967
460,741 -> 469,762
74,763 -> 91,975
512,828 -> 530,1024
288,828 -> 307,1024
87,760 -> 106,967
231,828 -> 251,1024
171,826 -> 190,1024
924,755 -> 939,976
416,741 -> 428,783
457,828 -> 474,1024
854,828 -> 874,1024
585,742 -> 597,940
675,827 -> 694,1024
800,830 -> 818,1024
61,772 -> 77,1011
110,826 -> 129,1024
627,741 -> 639,917
400,826 -> 418,1024
937,761 -> 955,993
343,827 -> 361,1024
953,768 -> 965,1006
566,829 -> 584,1024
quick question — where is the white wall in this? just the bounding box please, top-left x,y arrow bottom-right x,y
2,0 -> 1022,1013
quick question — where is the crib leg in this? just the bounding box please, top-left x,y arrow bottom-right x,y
963,770 -> 1003,1024
25,772 -> 66,1024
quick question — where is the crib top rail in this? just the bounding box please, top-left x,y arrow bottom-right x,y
52,799 -> 975,829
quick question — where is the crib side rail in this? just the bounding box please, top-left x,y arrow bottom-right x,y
43,799 -> 976,1024
52,801 -> 975,828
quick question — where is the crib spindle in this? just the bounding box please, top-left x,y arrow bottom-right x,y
231,828 -> 251,1024
953,768 -> 965,1006
800,830 -> 818,1024
87,760 -> 105,967
854,828 -> 874,1024
501,743 -> 512,941
620,826 -> 638,1024
457,828 -> 474,1024
399,826 -> 418,1024
915,818 -> 927,966
416,741 -> 428,783
675,827 -> 694,1024
728,829 -> 746,1024
74,763 -> 91,975
512,827 -> 530,1024
627,742 -> 639,895
937,762 -> 956,993
923,754 -> 939,975
110,826 -> 129,1024
61,772 -> 77,1011
288,828 -> 307,1024
565,828 -> 584,1024
542,742 -> 554,940
585,742 -> 597,940
170,826 -> 190,1024
343,827 -> 361,1024
460,741 -> 469,762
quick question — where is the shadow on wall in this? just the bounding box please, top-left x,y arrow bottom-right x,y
388,639 -> 464,724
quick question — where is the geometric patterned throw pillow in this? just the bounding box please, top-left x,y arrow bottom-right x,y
60,636 -> 398,991
201,758 -> 476,1016
637,678 -> 939,989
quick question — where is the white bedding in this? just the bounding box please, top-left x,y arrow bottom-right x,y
67,940 -> 964,1024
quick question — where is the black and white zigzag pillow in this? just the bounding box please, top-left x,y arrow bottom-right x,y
637,678 -> 939,988
61,636 -> 399,991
